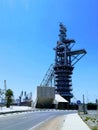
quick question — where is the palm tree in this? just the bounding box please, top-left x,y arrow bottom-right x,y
5,89 -> 13,108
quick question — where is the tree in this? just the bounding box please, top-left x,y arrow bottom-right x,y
5,89 -> 13,108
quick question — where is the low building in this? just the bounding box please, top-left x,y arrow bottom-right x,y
35,86 -> 68,109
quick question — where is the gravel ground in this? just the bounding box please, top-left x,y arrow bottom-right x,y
32,115 -> 65,130
80,111 -> 98,130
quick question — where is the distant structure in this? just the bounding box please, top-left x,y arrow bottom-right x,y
0,80 -> 7,104
4,80 -> 7,93
18,91 -> 32,106
54,23 -> 87,102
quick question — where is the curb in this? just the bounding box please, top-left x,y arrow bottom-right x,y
0,109 -> 33,115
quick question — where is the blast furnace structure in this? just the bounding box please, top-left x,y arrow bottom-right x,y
39,23 -> 87,105
54,23 -> 87,102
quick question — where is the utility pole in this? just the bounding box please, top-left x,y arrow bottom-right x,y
83,94 -> 87,114
96,99 -> 98,112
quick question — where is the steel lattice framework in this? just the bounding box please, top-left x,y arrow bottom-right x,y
40,64 -> 54,87
54,23 -> 86,102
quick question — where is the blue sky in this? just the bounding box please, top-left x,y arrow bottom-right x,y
0,0 -> 98,103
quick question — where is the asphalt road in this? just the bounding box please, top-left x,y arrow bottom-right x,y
0,110 -> 75,130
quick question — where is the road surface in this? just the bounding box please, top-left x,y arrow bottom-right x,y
0,110 -> 75,130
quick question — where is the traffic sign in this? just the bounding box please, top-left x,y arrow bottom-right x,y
77,100 -> 81,105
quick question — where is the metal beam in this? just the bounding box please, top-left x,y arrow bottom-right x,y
67,49 -> 87,56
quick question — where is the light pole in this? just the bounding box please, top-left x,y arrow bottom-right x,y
83,94 -> 87,114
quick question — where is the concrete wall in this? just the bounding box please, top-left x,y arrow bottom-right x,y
37,86 -> 55,98
36,86 -> 55,108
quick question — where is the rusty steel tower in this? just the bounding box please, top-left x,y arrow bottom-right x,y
54,23 -> 87,102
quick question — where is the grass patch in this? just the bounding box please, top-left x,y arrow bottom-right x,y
84,116 -> 97,123
84,116 -> 91,122
92,126 -> 98,130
